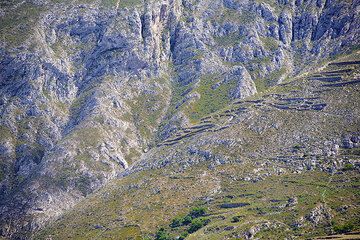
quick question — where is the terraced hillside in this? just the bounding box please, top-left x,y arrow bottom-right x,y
35,54 -> 360,239
0,0 -> 359,239
156,57 -> 360,148
36,167 -> 359,239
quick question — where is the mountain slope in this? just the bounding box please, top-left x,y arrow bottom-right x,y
0,0 -> 359,239
37,55 -> 360,239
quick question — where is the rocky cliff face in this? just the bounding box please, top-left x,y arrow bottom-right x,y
0,0 -> 359,238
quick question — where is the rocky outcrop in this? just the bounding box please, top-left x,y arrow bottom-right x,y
306,204 -> 332,226
244,221 -> 282,239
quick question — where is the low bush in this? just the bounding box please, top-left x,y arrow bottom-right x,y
333,223 -> 354,234
182,215 -> 193,225
155,227 -> 171,240
189,206 -> 207,218
343,163 -> 354,171
231,216 -> 240,223
170,207 -> 206,228
178,232 -> 188,240
188,218 -> 210,233
170,217 -> 183,228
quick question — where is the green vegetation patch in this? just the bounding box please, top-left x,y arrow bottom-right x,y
117,0 -> 142,8
253,67 -> 287,92
0,126 -> 12,142
214,8 -> 255,25
260,37 -> 279,52
214,33 -> 245,47
185,74 -> 237,123
68,127 -> 104,148
36,164 -> 360,239
154,206 -> 209,239
127,76 -> 170,143
0,2 -> 44,47
254,0 -> 286,15
333,222 -> 355,234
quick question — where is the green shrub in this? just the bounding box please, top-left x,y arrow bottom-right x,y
189,207 -> 207,218
188,218 -> 209,233
231,216 -> 240,223
343,163 -> 354,171
293,144 -> 302,150
170,217 -> 183,228
182,215 -> 193,225
155,227 -> 171,240
161,207 -> 209,237
333,223 -> 354,234
178,232 -> 188,240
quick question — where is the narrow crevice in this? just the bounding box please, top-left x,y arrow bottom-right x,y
140,13 -> 146,43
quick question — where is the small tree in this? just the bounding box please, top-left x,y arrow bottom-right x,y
231,216 -> 240,223
182,215 -> 193,225
170,217 -> 183,228
188,218 -> 204,233
178,232 -> 188,240
188,218 -> 209,233
189,207 -> 206,218
155,227 -> 171,240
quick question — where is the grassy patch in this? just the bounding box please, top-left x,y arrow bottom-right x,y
333,222 -> 355,234
253,67 -> 287,92
185,74 -> 237,123
0,126 -> 12,142
260,37 -> 279,52
214,8 -> 255,24
214,33 -> 245,47
117,0 -> 142,8
36,163 -> 360,240
70,127 -> 104,148
0,2 -> 44,47
127,77 -> 170,143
